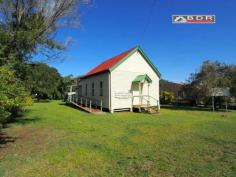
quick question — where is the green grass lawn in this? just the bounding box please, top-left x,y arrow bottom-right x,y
0,101 -> 236,177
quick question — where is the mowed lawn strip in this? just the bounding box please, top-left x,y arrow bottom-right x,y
0,101 -> 235,177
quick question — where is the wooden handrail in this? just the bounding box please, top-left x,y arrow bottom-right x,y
132,95 -> 159,108
133,95 -> 158,101
68,94 -> 103,112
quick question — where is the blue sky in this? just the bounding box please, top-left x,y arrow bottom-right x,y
49,0 -> 236,82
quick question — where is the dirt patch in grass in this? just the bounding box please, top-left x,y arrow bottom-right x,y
0,126 -> 65,160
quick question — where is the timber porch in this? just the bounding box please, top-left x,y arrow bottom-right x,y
67,93 -> 159,114
67,94 -> 103,113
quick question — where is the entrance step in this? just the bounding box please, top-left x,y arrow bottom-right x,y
147,107 -> 160,114
133,105 -> 159,114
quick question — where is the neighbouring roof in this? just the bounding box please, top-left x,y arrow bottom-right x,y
80,46 -> 161,79
133,74 -> 152,83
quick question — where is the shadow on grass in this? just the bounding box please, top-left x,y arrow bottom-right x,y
14,116 -> 41,125
5,109 -> 41,126
0,132 -> 17,148
161,105 -> 214,112
59,102 -> 67,106
34,99 -> 51,103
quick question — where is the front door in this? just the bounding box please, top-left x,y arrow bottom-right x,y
131,82 -> 149,105
131,82 -> 139,105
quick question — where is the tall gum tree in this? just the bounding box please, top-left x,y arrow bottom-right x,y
0,0 -> 90,68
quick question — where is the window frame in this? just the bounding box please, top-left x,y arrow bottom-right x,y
92,82 -> 95,96
85,84 -> 87,96
100,81 -> 103,96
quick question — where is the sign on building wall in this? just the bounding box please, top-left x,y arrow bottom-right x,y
114,91 -> 132,99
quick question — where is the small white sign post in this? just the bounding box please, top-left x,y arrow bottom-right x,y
212,96 -> 215,112
210,87 -> 230,112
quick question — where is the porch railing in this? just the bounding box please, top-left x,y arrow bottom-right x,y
68,93 -> 103,112
132,95 -> 160,109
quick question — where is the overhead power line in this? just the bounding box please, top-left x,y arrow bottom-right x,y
139,0 -> 157,45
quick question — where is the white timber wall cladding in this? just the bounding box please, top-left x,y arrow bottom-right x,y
111,51 -> 160,110
79,72 -> 110,109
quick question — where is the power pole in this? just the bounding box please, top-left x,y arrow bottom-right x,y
212,96 -> 215,112
225,96 -> 228,112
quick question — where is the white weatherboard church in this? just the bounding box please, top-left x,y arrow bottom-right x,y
71,46 -> 161,113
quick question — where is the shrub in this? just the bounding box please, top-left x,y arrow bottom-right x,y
0,66 -> 30,127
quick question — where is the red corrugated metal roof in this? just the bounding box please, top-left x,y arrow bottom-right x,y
81,47 -> 135,78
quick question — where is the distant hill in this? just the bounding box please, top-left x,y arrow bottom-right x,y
160,79 -> 183,94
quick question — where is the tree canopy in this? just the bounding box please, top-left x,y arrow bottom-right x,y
0,0 -> 89,70
183,60 -> 236,105
25,63 -> 63,100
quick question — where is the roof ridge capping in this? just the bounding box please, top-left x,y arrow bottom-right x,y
80,46 -> 161,78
